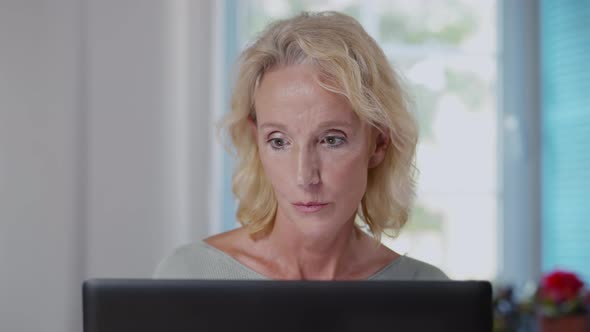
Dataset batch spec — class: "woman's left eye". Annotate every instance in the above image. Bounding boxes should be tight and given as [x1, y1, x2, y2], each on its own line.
[321, 136, 346, 148]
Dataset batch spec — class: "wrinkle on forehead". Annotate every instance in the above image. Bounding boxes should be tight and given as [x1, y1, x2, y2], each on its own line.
[277, 79, 316, 99]
[254, 64, 359, 131]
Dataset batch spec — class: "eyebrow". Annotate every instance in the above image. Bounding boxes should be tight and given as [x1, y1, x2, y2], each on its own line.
[259, 122, 287, 131]
[259, 120, 353, 131]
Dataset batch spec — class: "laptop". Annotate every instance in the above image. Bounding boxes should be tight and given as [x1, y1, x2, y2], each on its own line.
[83, 279, 492, 332]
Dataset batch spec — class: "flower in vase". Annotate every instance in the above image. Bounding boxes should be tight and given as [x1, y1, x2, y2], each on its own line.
[537, 270, 588, 318]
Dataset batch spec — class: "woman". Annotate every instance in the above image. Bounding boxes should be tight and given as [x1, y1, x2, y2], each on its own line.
[155, 11, 447, 280]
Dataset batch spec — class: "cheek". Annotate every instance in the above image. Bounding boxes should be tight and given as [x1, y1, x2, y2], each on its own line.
[257, 148, 294, 197]
[322, 150, 369, 200]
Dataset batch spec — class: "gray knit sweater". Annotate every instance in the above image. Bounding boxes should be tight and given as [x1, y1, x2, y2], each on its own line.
[154, 242, 448, 280]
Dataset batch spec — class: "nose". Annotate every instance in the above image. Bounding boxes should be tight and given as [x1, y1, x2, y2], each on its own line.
[296, 146, 320, 188]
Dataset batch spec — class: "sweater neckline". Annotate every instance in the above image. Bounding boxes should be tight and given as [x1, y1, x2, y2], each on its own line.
[200, 241, 407, 280]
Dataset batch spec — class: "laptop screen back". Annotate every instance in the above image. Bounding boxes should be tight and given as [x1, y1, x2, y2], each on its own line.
[83, 279, 492, 332]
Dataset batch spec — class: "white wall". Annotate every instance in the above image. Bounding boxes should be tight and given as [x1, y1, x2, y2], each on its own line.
[0, 1, 216, 331]
[85, 0, 214, 278]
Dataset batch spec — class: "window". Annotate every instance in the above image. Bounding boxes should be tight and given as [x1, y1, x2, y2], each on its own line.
[219, 0, 499, 280]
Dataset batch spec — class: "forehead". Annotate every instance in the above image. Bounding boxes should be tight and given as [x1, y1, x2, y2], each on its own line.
[253, 64, 359, 127]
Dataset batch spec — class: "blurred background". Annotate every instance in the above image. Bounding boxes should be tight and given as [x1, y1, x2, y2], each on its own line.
[1, 0, 588, 331]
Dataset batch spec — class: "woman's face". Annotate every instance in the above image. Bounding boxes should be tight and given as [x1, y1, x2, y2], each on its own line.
[252, 64, 387, 238]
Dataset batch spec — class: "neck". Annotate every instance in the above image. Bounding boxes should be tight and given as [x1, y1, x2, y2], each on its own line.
[261, 209, 366, 280]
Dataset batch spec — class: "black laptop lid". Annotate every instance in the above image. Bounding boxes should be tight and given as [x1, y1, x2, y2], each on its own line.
[83, 279, 492, 332]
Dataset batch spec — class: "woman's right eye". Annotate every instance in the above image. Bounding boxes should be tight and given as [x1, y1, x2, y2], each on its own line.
[268, 138, 287, 150]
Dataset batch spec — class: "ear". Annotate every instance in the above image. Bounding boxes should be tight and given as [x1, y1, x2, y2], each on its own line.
[368, 129, 389, 169]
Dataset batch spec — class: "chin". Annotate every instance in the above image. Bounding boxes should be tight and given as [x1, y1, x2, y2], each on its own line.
[289, 212, 350, 238]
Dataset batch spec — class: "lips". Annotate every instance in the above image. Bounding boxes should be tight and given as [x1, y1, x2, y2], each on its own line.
[292, 202, 329, 213]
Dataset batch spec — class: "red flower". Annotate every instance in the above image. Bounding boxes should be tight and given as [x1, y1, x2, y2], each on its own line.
[540, 270, 585, 303]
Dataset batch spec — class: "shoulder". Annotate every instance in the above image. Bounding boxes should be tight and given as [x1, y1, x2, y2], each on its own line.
[153, 241, 264, 279]
[153, 242, 215, 278]
[371, 255, 449, 281]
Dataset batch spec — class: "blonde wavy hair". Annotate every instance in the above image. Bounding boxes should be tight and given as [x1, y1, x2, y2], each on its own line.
[220, 11, 418, 241]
